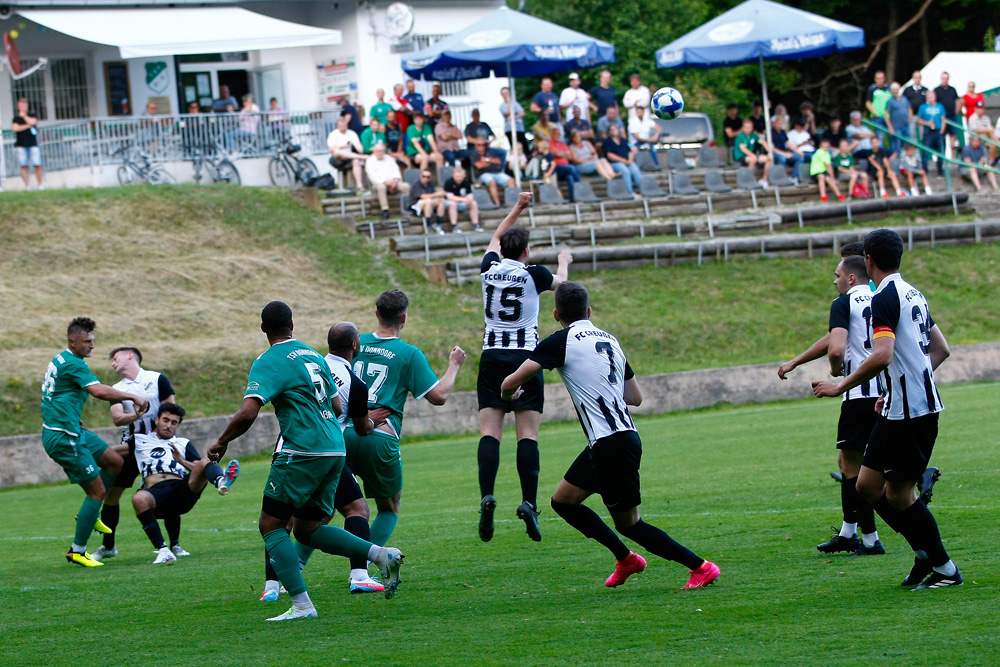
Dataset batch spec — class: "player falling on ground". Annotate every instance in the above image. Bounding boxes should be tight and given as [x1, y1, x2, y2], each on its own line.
[41, 317, 150, 567]
[501, 283, 720, 589]
[130, 402, 239, 564]
[813, 229, 961, 590]
[346, 289, 466, 549]
[260, 322, 385, 601]
[778, 254, 886, 556]
[209, 302, 404, 621]
[94, 346, 177, 562]
[476, 191, 572, 542]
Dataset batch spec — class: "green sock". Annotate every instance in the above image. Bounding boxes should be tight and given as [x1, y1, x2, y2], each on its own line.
[75, 497, 102, 548]
[263, 529, 307, 596]
[370, 511, 398, 546]
[294, 541, 316, 568]
[304, 525, 372, 561]
[100, 469, 117, 491]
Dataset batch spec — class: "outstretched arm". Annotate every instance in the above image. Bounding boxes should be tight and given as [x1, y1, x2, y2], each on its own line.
[550, 250, 573, 290]
[207, 397, 263, 461]
[425, 347, 467, 406]
[485, 192, 533, 255]
[777, 333, 830, 379]
[88, 384, 149, 416]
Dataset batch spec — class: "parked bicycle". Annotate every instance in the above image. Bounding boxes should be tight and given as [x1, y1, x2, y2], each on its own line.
[113, 145, 176, 186]
[190, 141, 241, 186]
[268, 138, 320, 186]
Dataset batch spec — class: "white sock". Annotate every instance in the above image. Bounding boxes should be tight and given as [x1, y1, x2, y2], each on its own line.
[72, 543, 87, 553]
[925, 186, 932, 194]
[291, 591, 312, 608]
[914, 549, 929, 560]
[368, 544, 384, 563]
[862, 531, 879, 547]
[264, 580, 280, 593]
[933, 560, 957, 576]
[880, 189, 887, 196]
[839, 522, 858, 538]
[350, 568, 369, 581]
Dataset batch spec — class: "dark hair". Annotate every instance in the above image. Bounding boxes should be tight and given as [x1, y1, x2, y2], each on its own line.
[792, 116, 805, 127]
[555, 282, 590, 323]
[375, 289, 409, 326]
[840, 241, 865, 257]
[863, 229, 904, 272]
[108, 346, 143, 363]
[261, 301, 293, 336]
[840, 255, 869, 282]
[829, 114, 841, 122]
[158, 401, 186, 422]
[327, 321, 359, 355]
[499, 227, 530, 260]
[67, 317, 95, 337]
[727, 103, 738, 110]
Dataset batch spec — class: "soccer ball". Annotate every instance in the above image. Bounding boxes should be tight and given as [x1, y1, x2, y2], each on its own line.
[651, 87, 684, 120]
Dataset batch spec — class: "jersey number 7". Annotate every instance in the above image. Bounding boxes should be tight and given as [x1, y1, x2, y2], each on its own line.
[595, 342, 618, 384]
[353, 361, 389, 402]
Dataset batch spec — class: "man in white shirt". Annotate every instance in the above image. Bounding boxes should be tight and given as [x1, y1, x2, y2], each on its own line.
[327, 114, 368, 191]
[786, 117, 816, 162]
[622, 73, 651, 123]
[364, 142, 411, 220]
[628, 105, 662, 166]
[559, 73, 590, 122]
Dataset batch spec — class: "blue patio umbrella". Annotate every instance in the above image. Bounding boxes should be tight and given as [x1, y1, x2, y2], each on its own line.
[403, 6, 615, 185]
[655, 0, 864, 158]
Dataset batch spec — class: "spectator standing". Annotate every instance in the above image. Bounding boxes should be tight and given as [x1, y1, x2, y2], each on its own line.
[266, 97, 287, 134]
[967, 102, 996, 163]
[749, 100, 766, 134]
[589, 70, 617, 120]
[211, 84, 238, 113]
[360, 117, 387, 154]
[500, 86, 529, 157]
[434, 110, 463, 166]
[865, 70, 890, 144]
[530, 77, 561, 124]
[406, 112, 444, 173]
[622, 73, 651, 123]
[884, 83, 913, 156]
[902, 70, 928, 139]
[564, 105, 595, 142]
[237, 94, 260, 144]
[601, 124, 643, 199]
[934, 72, 960, 153]
[733, 117, 771, 186]
[770, 103, 790, 129]
[822, 115, 847, 153]
[568, 130, 617, 180]
[959, 135, 999, 192]
[409, 169, 447, 234]
[403, 80, 425, 128]
[327, 114, 368, 190]
[960, 81, 984, 121]
[443, 167, 482, 232]
[559, 73, 590, 122]
[12, 97, 43, 189]
[383, 110, 410, 168]
[628, 105, 662, 166]
[917, 90, 947, 176]
[390, 83, 412, 134]
[786, 117, 815, 163]
[596, 104, 626, 142]
[769, 116, 801, 173]
[365, 143, 411, 220]
[472, 141, 511, 206]
[426, 84, 448, 127]
[340, 99, 365, 137]
[722, 103, 743, 150]
[370, 88, 393, 125]
[548, 126, 581, 202]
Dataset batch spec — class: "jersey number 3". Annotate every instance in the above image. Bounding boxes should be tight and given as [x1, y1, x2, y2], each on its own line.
[485, 285, 523, 321]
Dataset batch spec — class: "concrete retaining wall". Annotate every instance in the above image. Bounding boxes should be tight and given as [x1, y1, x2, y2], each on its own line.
[4, 342, 999, 488]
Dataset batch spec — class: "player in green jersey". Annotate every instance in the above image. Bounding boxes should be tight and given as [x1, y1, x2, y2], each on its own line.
[348, 289, 466, 546]
[208, 302, 404, 621]
[41, 317, 151, 567]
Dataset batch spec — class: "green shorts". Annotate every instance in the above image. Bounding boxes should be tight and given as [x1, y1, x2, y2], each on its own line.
[263, 452, 345, 517]
[344, 429, 402, 499]
[42, 428, 109, 485]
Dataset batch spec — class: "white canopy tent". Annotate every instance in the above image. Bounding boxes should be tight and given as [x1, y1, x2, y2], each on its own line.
[16, 7, 341, 58]
[904, 52, 1000, 100]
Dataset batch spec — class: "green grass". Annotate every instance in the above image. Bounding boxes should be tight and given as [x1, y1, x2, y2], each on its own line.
[2, 187, 999, 436]
[2, 383, 998, 665]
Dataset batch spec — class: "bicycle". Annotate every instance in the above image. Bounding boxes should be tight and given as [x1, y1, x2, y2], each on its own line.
[113, 145, 176, 186]
[190, 141, 241, 186]
[268, 138, 320, 186]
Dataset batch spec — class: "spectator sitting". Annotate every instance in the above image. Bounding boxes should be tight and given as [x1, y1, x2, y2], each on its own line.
[799, 101, 817, 135]
[266, 97, 287, 132]
[568, 129, 616, 180]
[899, 142, 931, 195]
[532, 111, 558, 143]
[870, 141, 905, 198]
[360, 117, 386, 154]
[884, 82, 913, 156]
[531, 77, 561, 124]
[732, 118, 771, 186]
[547, 126, 581, 203]
[211, 84, 238, 113]
[406, 112, 444, 172]
[500, 86, 529, 157]
[628, 105, 662, 166]
[809, 136, 844, 203]
[525, 139, 548, 181]
[559, 72, 590, 123]
[340, 99, 365, 136]
[832, 138, 869, 198]
[622, 72, 651, 123]
[596, 104, 626, 142]
[960, 135, 999, 193]
[402, 80, 424, 127]
[370, 88, 393, 125]
[444, 166, 483, 232]
[769, 116, 801, 174]
[786, 117, 815, 162]
[589, 69, 617, 120]
[749, 100, 766, 134]
[464, 108, 495, 146]
[327, 114, 368, 190]
[722, 103, 743, 151]
[472, 140, 511, 206]
[365, 142, 411, 220]
[601, 123, 643, 200]
[967, 102, 996, 163]
[770, 103, 789, 130]
[822, 115, 847, 154]
[425, 84, 448, 127]
[409, 168, 447, 234]
[916, 91, 946, 176]
[564, 105, 595, 142]
[187, 101, 201, 115]
[383, 110, 410, 168]
[434, 110, 463, 166]
[233, 94, 261, 150]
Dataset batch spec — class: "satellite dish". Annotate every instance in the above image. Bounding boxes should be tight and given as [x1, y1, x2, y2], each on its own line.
[385, 2, 414, 41]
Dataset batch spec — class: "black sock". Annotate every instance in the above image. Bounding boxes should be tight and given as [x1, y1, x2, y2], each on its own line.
[205, 462, 225, 488]
[516, 439, 539, 507]
[344, 516, 372, 571]
[897, 501, 949, 567]
[551, 499, 630, 561]
[101, 503, 120, 550]
[846, 477, 877, 534]
[165, 515, 181, 547]
[265, 547, 279, 581]
[478, 436, 501, 498]
[872, 495, 905, 533]
[137, 510, 166, 549]
[841, 476, 858, 525]
[618, 519, 704, 570]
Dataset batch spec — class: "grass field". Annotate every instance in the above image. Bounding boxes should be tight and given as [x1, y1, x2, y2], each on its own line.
[2, 383, 998, 666]
[3, 187, 999, 435]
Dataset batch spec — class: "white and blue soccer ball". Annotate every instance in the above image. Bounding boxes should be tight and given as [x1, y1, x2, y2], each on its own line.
[651, 87, 685, 120]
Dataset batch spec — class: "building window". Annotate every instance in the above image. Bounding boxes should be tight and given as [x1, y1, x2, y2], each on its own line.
[412, 34, 469, 98]
[12, 59, 47, 121]
[52, 59, 90, 120]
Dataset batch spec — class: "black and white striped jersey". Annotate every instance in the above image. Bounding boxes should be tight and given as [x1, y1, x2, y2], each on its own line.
[112, 368, 174, 444]
[871, 273, 944, 420]
[135, 432, 191, 479]
[325, 353, 373, 433]
[828, 284, 881, 401]
[480, 251, 553, 351]
[530, 320, 636, 446]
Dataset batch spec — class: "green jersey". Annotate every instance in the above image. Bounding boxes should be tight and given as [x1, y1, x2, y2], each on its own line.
[351, 333, 440, 439]
[810, 147, 832, 176]
[245, 339, 343, 456]
[405, 124, 434, 156]
[41, 349, 100, 436]
[733, 131, 758, 161]
[832, 153, 854, 171]
[370, 102, 393, 125]
[360, 127, 387, 153]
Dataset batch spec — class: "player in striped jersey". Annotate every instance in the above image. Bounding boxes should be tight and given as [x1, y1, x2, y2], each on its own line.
[813, 229, 961, 590]
[778, 254, 885, 556]
[501, 283, 720, 589]
[476, 191, 572, 542]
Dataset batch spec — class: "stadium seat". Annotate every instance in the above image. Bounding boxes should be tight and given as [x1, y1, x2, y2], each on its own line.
[672, 172, 701, 195]
[403, 168, 421, 189]
[438, 165, 454, 185]
[736, 167, 762, 191]
[635, 150, 661, 172]
[704, 170, 733, 193]
[538, 184, 564, 205]
[698, 146, 726, 168]
[504, 185, 523, 207]
[639, 174, 668, 198]
[769, 164, 796, 187]
[797, 162, 812, 185]
[573, 181, 603, 203]
[473, 188, 500, 210]
[606, 178, 634, 200]
[667, 148, 691, 171]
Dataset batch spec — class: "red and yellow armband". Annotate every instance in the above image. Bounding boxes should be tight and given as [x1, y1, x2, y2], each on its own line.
[872, 326, 895, 340]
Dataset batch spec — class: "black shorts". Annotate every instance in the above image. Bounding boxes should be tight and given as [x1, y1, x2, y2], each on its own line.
[113, 437, 140, 489]
[333, 463, 364, 510]
[477, 348, 544, 413]
[837, 398, 879, 452]
[563, 431, 642, 512]
[149, 478, 201, 519]
[863, 413, 939, 482]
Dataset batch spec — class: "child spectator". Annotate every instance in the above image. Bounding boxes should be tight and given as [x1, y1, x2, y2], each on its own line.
[810, 137, 843, 202]
[899, 143, 932, 195]
[832, 139, 869, 198]
[732, 118, 771, 186]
